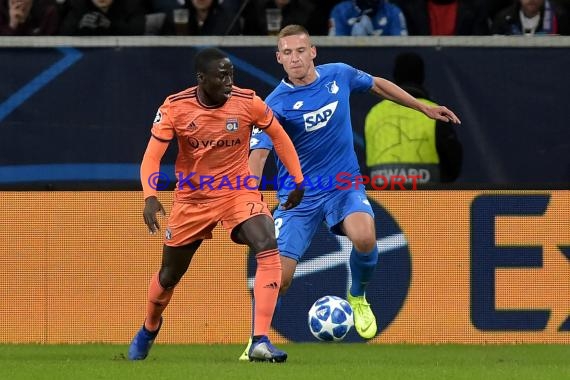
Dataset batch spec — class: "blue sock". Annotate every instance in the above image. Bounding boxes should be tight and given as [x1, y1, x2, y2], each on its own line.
[349, 245, 379, 297]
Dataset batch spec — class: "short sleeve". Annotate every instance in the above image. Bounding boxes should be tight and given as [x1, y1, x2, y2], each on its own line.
[150, 100, 175, 142]
[250, 126, 274, 151]
[343, 63, 374, 93]
[250, 95, 274, 129]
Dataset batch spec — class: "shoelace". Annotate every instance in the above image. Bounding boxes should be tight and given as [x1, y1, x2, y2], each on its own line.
[353, 302, 374, 327]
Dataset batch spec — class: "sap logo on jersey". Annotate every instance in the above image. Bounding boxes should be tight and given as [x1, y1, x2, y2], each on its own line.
[303, 101, 338, 132]
[246, 198, 412, 342]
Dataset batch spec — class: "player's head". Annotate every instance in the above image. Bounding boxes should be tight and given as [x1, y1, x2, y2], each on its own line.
[194, 47, 234, 106]
[393, 52, 424, 87]
[276, 24, 317, 82]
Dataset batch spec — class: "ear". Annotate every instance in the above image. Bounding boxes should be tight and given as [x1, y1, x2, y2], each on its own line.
[275, 51, 282, 64]
[197, 72, 204, 83]
[310, 45, 317, 60]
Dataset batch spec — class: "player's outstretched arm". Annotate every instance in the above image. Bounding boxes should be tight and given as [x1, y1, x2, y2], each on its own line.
[140, 137, 169, 234]
[249, 148, 270, 185]
[250, 96, 305, 209]
[423, 104, 461, 125]
[263, 122, 303, 183]
[370, 76, 461, 124]
[263, 121, 305, 209]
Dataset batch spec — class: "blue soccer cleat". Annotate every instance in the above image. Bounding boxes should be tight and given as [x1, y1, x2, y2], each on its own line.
[128, 318, 162, 360]
[248, 335, 287, 363]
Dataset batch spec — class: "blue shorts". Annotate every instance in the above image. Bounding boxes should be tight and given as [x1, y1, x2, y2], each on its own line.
[274, 187, 374, 262]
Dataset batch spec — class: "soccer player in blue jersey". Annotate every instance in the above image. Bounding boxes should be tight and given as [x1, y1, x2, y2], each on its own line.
[240, 24, 461, 360]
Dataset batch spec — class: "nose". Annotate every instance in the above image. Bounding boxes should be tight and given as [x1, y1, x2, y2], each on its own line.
[223, 75, 233, 86]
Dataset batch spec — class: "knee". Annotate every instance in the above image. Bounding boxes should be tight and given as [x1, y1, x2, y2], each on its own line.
[158, 269, 181, 289]
[251, 235, 278, 255]
[352, 235, 376, 253]
[344, 214, 376, 253]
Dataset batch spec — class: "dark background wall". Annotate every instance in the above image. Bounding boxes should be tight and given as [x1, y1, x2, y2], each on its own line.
[1, 44, 569, 189]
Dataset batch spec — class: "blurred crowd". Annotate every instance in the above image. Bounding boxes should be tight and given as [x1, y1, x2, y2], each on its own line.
[1, 0, 569, 36]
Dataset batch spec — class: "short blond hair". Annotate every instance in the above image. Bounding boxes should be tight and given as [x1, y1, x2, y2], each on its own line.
[277, 24, 310, 39]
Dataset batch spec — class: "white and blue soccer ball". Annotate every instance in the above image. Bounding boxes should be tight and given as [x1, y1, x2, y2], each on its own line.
[308, 295, 354, 342]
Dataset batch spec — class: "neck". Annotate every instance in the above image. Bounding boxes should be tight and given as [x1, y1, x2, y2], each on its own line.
[197, 87, 223, 107]
[288, 67, 318, 87]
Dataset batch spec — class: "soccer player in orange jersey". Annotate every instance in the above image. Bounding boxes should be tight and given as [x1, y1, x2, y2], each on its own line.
[128, 47, 305, 363]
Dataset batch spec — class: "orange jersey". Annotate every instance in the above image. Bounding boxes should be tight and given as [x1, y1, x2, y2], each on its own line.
[150, 86, 274, 201]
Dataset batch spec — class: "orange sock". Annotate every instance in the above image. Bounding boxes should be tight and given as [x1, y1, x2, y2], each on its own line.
[253, 249, 281, 337]
[144, 272, 174, 331]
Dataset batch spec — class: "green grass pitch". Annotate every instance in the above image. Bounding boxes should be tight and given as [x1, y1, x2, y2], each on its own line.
[0, 344, 567, 380]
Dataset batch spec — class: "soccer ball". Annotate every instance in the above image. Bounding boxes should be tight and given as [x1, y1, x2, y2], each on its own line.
[308, 295, 354, 342]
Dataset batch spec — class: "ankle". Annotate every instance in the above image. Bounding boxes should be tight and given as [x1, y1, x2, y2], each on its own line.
[143, 318, 162, 334]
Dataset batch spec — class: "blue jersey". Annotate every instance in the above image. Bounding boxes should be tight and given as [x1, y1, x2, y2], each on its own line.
[250, 63, 374, 198]
[328, 0, 408, 36]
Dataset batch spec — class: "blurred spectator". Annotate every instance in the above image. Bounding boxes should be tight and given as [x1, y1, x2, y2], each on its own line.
[0, 0, 60, 35]
[142, 0, 180, 35]
[392, 0, 490, 35]
[142, 0, 240, 35]
[218, 0, 237, 12]
[60, 0, 146, 35]
[180, 0, 240, 35]
[491, 0, 570, 35]
[329, 0, 408, 36]
[364, 52, 463, 186]
[303, 0, 342, 35]
[487, 0, 515, 20]
[241, 0, 315, 35]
